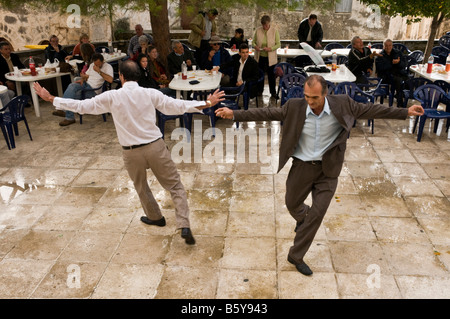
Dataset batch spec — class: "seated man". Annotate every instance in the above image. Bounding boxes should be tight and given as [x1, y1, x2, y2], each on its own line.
[201, 35, 232, 85]
[127, 24, 154, 61]
[347, 36, 382, 84]
[167, 40, 196, 76]
[54, 53, 113, 126]
[45, 35, 68, 63]
[0, 41, 25, 100]
[297, 14, 323, 49]
[376, 38, 409, 107]
[219, 43, 259, 98]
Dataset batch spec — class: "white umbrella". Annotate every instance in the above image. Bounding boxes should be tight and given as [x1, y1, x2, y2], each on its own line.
[300, 42, 325, 66]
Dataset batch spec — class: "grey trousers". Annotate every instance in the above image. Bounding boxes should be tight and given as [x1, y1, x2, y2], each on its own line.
[122, 138, 190, 229]
[285, 158, 338, 264]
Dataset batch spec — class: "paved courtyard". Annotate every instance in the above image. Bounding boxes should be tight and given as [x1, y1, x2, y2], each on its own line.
[0, 89, 449, 299]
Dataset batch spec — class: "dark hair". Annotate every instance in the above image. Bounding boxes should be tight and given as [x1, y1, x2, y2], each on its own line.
[261, 15, 271, 25]
[0, 41, 10, 49]
[80, 43, 95, 63]
[309, 14, 318, 20]
[239, 43, 249, 52]
[136, 53, 148, 67]
[119, 60, 141, 82]
[305, 75, 327, 95]
[235, 28, 244, 35]
[92, 53, 104, 63]
[208, 8, 218, 16]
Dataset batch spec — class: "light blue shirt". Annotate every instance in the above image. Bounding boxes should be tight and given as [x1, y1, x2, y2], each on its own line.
[293, 98, 343, 161]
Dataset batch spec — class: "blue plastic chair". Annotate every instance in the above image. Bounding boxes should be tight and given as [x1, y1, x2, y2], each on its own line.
[326, 81, 336, 95]
[439, 35, 450, 50]
[157, 111, 193, 141]
[79, 81, 110, 124]
[0, 95, 32, 149]
[370, 43, 383, 49]
[274, 62, 300, 102]
[280, 73, 307, 106]
[401, 77, 432, 108]
[393, 43, 411, 55]
[216, 83, 246, 129]
[431, 46, 449, 64]
[286, 86, 304, 100]
[409, 50, 424, 63]
[412, 84, 450, 141]
[324, 43, 344, 51]
[335, 82, 375, 133]
[243, 68, 264, 110]
[336, 55, 348, 65]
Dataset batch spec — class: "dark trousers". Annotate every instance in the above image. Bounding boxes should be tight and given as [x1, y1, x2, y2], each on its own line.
[195, 39, 211, 69]
[285, 158, 338, 264]
[258, 56, 276, 96]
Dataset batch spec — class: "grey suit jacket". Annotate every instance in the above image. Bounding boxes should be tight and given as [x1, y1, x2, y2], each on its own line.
[233, 94, 409, 178]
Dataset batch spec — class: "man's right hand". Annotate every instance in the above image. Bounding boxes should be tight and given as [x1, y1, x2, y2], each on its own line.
[215, 107, 234, 119]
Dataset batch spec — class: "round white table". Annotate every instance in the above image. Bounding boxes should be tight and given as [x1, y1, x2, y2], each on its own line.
[0, 85, 7, 108]
[169, 70, 222, 99]
[5, 69, 72, 117]
[305, 65, 356, 83]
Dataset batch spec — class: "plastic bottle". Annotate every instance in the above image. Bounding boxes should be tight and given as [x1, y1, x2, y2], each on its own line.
[331, 52, 337, 71]
[181, 61, 187, 80]
[368, 42, 372, 49]
[426, 55, 433, 73]
[446, 54, 450, 72]
[29, 56, 37, 76]
[248, 38, 252, 52]
[108, 39, 113, 53]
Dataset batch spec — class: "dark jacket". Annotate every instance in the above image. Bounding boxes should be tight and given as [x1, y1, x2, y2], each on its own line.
[347, 47, 374, 77]
[138, 66, 160, 89]
[201, 46, 232, 75]
[220, 54, 260, 97]
[297, 18, 323, 47]
[45, 44, 68, 63]
[375, 48, 408, 79]
[167, 50, 196, 76]
[229, 37, 248, 49]
[233, 95, 408, 177]
[0, 53, 24, 84]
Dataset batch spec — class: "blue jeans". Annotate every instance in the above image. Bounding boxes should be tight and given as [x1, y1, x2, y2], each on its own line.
[63, 82, 95, 120]
[0, 90, 14, 107]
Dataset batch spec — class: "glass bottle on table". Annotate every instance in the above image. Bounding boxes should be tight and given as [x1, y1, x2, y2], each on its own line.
[181, 61, 187, 80]
[446, 54, 450, 72]
[426, 55, 433, 73]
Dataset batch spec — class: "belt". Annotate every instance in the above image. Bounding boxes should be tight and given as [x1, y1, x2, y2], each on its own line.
[122, 138, 160, 150]
[293, 158, 322, 165]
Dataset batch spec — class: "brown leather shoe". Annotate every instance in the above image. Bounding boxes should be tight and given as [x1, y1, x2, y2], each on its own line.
[59, 119, 76, 126]
[52, 110, 66, 117]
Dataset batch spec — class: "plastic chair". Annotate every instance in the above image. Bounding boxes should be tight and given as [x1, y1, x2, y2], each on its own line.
[286, 86, 304, 100]
[274, 62, 300, 102]
[401, 77, 432, 108]
[324, 43, 344, 51]
[409, 50, 424, 63]
[293, 55, 314, 68]
[0, 95, 32, 149]
[335, 82, 375, 133]
[439, 35, 450, 50]
[95, 46, 109, 53]
[393, 43, 411, 55]
[432, 80, 450, 132]
[216, 83, 246, 129]
[280, 73, 307, 106]
[412, 84, 450, 142]
[370, 43, 383, 49]
[431, 46, 449, 64]
[243, 68, 264, 110]
[346, 44, 352, 49]
[79, 81, 110, 124]
[157, 111, 193, 141]
[357, 77, 389, 105]
[336, 55, 348, 65]
[326, 81, 336, 95]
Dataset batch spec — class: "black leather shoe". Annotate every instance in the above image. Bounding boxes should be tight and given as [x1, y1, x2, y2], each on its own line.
[287, 255, 313, 276]
[181, 228, 196, 245]
[140, 216, 166, 227]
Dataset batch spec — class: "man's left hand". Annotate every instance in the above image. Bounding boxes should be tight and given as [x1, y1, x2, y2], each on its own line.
[33, 82, 54, 103]
[408, 105, 424, 116]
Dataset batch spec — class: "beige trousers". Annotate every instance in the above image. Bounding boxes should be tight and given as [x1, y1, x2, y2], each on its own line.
[122, 138, 190, 229]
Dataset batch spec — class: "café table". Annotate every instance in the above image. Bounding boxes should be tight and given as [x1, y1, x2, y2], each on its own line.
[276, 48, 332, 62]
[328, 48, 383, 57]
[305, 64, 356, 83]
[5, 69, 72, 117]
[169, 69, 222, 99]
[409, 64, 450, 83]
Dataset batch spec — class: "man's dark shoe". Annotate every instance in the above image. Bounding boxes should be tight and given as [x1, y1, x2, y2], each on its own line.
[59, 119, 76, 126]
[181, 228, 196, 245]
[287, 255, 313, 276]
[140, 216, 166, 227]
[52, 110, 66, 117]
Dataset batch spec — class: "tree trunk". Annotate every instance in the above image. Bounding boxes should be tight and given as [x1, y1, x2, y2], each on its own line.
[148, 0, 171, 70]
[180, 0, 199, 29]
[424, 12, 444, 61]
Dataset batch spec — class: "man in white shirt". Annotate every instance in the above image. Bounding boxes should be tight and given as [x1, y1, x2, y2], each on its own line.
[33, 60, 225, 245]
[55, 53, 114, 126]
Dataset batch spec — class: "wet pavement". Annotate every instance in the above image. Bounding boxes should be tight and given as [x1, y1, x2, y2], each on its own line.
[0, 88, 449, 299]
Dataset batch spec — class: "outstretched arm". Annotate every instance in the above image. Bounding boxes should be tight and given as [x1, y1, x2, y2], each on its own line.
[407, 105, 424, 116]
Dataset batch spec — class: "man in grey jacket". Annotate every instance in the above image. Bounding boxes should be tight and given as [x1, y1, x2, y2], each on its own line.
[216, 75, 424, 275]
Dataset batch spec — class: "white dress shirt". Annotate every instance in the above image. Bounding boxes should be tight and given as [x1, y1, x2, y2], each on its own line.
[53, 81, 205, 146]
[85, 62, 114, 94]
[292, 98, 343, 161]
[237, 57, 247, 84]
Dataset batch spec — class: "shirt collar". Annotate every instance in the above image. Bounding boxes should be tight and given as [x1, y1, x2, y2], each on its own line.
[306, 98, 330, 117]
[123, 81, 139, 88]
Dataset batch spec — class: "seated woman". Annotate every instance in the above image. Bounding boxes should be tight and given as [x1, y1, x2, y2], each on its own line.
[136, 53, 175, 97]
[147, 46, 170, 87]
[52, 44, 114, 126]
[67, 33, 95, 60]
[132, 35, 151, 61]
[229, 28, 247, 49]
